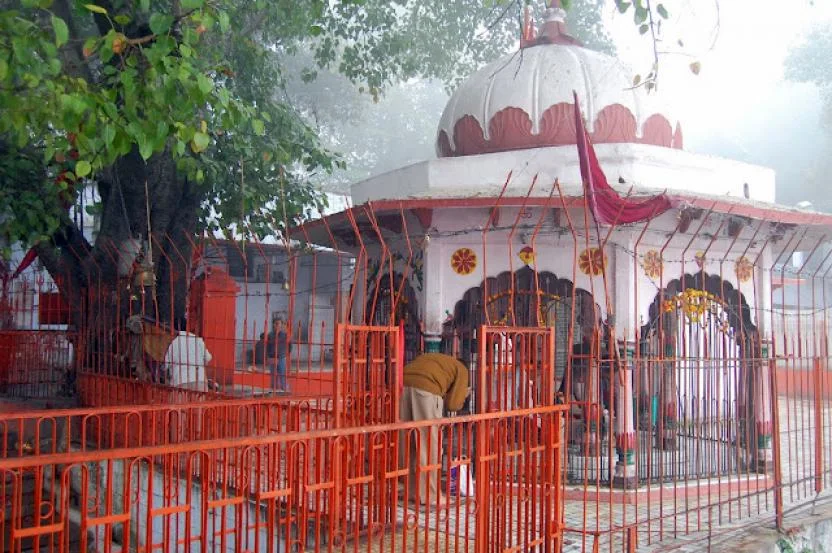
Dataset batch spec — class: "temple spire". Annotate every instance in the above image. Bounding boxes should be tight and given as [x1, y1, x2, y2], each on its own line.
[521, 0, 581, 49]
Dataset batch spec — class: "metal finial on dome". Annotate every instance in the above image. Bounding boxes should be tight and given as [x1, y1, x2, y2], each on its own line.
[521, 0, 581, 49]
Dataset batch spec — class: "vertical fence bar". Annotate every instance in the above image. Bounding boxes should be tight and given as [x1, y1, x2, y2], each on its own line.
[814, 356, 824, 495]
[769, 350, 783, 529]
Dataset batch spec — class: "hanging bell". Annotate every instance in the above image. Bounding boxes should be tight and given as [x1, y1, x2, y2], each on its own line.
[133, 256, 156, 288]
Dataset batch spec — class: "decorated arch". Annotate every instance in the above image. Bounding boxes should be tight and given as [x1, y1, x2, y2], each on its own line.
[366, 272, 421, 363]
[639, 271, 768, 469]
[443, 266, 601, 384]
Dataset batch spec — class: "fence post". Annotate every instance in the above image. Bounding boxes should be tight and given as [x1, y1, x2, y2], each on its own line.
[333, 323, 343, 429]
[475, 325, 489, 553]
[768, 356, 783, 529]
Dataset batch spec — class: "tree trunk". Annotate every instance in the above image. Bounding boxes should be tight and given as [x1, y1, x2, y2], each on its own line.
[36, 148, 199, 385]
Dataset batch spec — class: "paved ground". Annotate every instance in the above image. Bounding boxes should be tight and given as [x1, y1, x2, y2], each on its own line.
[2, 386, 828, 553]
[379, 397, 832, 553]
[559, 396, 832, 552]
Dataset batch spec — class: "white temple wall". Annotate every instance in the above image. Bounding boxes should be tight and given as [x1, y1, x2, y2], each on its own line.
[352, 207, 772, 341]
[631, 240, 766, 332]
[351, 144, 776, 205]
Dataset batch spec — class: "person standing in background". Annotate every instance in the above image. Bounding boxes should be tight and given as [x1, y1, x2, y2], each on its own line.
[268, 317, 291, 393]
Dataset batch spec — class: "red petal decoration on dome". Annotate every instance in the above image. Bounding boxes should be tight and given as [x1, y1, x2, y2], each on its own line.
[592, 104, 637, 144]
[440, 105, 679, 157]
[453, 115, 489, 156]
[640, 114, 673, 148]
[488, 107, 533, 152]
[573, 92, 674, 226]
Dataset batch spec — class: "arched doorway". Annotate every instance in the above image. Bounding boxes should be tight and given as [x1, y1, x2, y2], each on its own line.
[366, 272, 421, 363]
[442, 266, 602, 412]
[641, 271, 763, 476]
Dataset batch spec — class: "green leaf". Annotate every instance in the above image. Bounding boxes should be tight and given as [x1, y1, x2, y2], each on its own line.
[139, 0, 150, 11]
[181, 0, 205, 9]
[51, 15, 69, 47]
[197, 74, 213, 95]
[138, 136, 153, 160]
[0, 59, 8, 81]
[252, 119, 265, 136]
[616, 1, 631, 14]
[114, 14, 131, 26]
[656, 4, 669, 19]
[639, 24, 649, 35]
[149, 13, 175, 35]
[75, 160, 91, 177]
[83, 4, 108, 14]
[218, 11, 230, 32]
[191, 131, 210, 153]
[102, 125, 116, 146]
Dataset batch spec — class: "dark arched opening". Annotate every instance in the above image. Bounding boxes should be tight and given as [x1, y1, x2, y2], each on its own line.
[366, 272, 421, 363]
[639, 271, 763, 476]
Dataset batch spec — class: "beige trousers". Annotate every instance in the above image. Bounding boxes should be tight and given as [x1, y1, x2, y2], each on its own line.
[399, 386, 444, 501]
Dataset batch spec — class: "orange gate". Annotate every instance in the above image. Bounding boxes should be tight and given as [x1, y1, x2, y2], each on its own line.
[476, 325, 563, 553]
[332, 323, 401, 428]
[330, 323, 402, 540]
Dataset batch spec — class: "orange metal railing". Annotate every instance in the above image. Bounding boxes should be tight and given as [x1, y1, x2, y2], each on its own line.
[3, 182, 832, 552]
[0, 405, 567, 553]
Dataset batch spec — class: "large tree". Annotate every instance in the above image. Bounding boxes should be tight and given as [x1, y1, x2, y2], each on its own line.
[0, 0, 619, 376]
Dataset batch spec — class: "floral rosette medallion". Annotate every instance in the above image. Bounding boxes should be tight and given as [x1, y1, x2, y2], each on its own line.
[578, 247, 605, 276]
[735, 256, 753, 283]
[642, 250, 662, 279]
[451, 248, 477, 276]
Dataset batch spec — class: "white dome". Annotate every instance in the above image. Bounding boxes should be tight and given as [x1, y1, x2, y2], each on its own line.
[436, 9, 682, 157]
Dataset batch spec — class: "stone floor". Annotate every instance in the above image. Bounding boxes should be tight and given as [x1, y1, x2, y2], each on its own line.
[561, 396, 832, 552]
[2, 389, 828, 553]
[371, 397, 832, 553]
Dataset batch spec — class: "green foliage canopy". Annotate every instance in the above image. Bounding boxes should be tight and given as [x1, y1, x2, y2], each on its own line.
[0, 0, 616, 256]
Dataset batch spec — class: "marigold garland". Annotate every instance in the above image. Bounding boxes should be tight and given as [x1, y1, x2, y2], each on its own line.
[662, 288, 733, 333]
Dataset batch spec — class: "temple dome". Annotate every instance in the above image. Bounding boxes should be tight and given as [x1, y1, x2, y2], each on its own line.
[436, 6, 683, 158]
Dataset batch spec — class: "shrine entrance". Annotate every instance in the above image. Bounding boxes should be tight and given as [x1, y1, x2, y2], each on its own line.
[366, 272, 421, 363]
[442, 266, 601, 417]
[640, 272, 766, 480]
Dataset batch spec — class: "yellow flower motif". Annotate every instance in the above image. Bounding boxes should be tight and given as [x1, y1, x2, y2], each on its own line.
[579, 247, 606, 276]
[642, 250, 663, 279]
[735, 256, 753, 283]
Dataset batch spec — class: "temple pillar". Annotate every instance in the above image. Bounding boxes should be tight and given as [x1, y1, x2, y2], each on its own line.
[582, 347, 602, 455]
[613, 355, 637, 488]
[753, 247, 774, 472]
[421, 238, 443, 352]
[753, 358, 774, 472]
[611, 241, 640, 477]
[656, 324, 678, 450]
